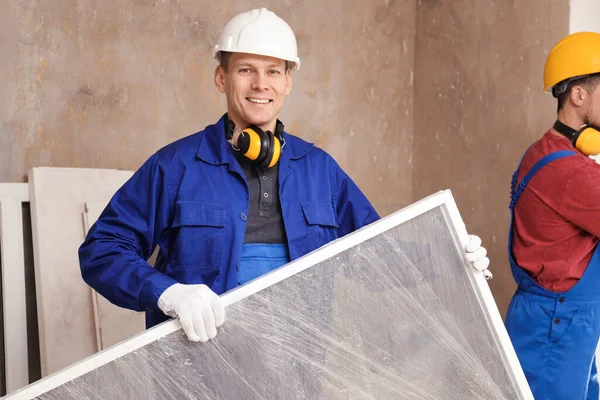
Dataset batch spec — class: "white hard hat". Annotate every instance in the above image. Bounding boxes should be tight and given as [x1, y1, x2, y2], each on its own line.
[213, 8, 301, 71]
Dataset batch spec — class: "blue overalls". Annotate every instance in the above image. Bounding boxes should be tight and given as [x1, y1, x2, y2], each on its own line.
[237, 244, 290, 285]
[506, 150, 600, 400]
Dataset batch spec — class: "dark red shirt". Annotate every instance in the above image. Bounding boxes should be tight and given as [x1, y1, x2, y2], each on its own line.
[512, 131, 600, 292]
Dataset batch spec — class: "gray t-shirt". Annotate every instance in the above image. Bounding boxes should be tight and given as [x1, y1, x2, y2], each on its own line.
[239, 158, 287, 244]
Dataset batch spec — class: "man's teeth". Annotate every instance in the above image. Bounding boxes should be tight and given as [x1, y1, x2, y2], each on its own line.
[248, 98, 270, 104]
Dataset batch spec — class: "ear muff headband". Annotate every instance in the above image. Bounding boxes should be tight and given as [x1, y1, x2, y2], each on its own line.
[553, 120, 600, 156]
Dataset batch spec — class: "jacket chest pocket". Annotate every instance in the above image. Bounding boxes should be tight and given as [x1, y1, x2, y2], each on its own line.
[170, 201, 225, 270]
[301, 201, 339, 252]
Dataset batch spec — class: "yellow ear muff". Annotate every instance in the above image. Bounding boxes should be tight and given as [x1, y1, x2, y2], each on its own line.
[233, 124, 283, 167]
[576, 127, 600, 156]
[241, 128, 262, 161]
[268, 136, 281, 168]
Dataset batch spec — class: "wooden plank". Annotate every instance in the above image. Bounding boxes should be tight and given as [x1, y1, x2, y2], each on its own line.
[0, 183, 30, 393]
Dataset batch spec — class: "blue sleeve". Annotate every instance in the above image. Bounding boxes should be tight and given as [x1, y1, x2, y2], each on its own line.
[79, 154, 178, 312]
[332, 160, 380, 237]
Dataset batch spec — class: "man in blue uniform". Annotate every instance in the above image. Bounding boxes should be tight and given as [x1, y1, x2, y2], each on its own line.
[79, 8, 490, 343]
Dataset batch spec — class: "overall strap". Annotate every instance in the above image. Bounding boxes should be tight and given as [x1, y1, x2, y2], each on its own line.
[509, 150, 576, 210]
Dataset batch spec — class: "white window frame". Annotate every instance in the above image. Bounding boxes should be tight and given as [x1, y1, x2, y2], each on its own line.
[5, 190, 534, 399]
[0, 183, 30, 394]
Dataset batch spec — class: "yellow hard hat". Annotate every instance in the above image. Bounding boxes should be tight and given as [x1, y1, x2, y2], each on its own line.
[543, 31, 600, 92]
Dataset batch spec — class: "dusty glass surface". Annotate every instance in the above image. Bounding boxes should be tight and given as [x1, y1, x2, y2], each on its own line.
[35, 206, 523, 399]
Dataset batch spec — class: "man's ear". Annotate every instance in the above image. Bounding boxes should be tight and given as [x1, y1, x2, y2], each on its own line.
[570, 85, 587, 107]
[214, 66, 226, 93]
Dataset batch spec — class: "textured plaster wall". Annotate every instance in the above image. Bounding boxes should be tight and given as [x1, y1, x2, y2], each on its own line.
[413, 0, 569, 316]
[0, 2, 416, 387]
[0, 0, 416, 216]
[0, 0, 574, 359]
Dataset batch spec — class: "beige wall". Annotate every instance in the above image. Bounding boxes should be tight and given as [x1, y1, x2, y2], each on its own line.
[0, 0, 416, 216]
[0, 1, 416, 389]
[0, 1, 572, 321]
[413, 0, 569, 316]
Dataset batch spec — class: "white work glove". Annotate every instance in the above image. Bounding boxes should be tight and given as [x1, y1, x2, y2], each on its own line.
[157, 283, 225, 342]
[464, 235, 492, 280]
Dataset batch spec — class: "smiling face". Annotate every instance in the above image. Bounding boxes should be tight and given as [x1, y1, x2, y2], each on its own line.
[214, 52, 292, 133]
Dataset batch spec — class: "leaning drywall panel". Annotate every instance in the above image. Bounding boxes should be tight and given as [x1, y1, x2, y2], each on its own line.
[8, 190, 533, 399]
[0, 184, 29, 394]
[28, 168, 133, 377]
[83, 202, 145, 351]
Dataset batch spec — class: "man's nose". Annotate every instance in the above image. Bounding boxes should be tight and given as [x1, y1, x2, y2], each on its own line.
[251, 73, 268, 90]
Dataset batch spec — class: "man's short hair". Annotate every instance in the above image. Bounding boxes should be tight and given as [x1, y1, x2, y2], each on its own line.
[556, 73, 600, 112]
[219, 51, 293, 73]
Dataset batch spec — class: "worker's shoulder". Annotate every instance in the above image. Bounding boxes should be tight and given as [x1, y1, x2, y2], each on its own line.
[532, 150, 599, 183]
[153, 130, 204, 161]
[562, 154, 600, 182]
[284, 132, 337, 163]
[525, 133, 593, 171]
[149, 118, 233, 168]
[527, 142, 600, 194]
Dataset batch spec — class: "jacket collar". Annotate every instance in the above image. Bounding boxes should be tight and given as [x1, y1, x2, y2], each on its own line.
[196, 114, 314, 166]
[196, 115, 231, 165]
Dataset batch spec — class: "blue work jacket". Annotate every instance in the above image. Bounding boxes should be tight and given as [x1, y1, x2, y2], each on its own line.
[79, 115, 380, 328]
